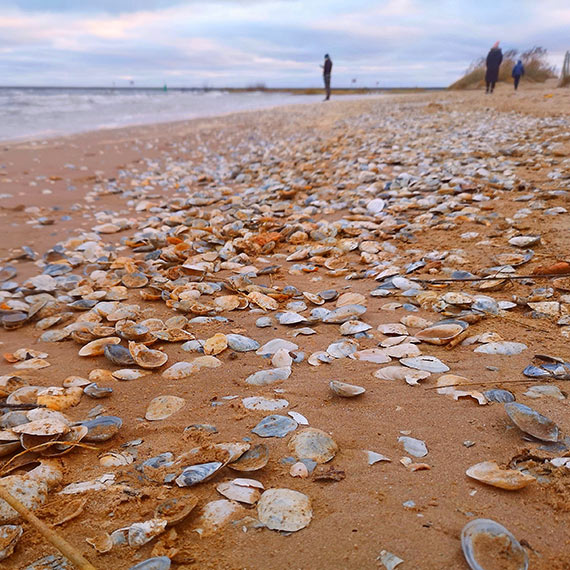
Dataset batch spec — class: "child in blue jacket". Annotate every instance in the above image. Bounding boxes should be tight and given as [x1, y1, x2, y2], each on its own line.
[512, 60, 524, 91]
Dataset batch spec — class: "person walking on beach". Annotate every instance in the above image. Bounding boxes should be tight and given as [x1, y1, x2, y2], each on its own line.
[485, 41, 503, 94]
[512, 59, 525, 91]
[321, 54, 332, 101]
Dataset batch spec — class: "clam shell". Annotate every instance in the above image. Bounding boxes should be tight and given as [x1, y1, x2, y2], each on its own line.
[245, 367, 291, 386]
[226, 334, 260, 352]
[129, 342, 168, 369]
[194, 499, 244, 537]
[104, 343, 136, 366]
[256, 338, 298, 356]
[228, 444, 269, 471]
[83, 383, 113, 399]
[288, 428, 338, 463]
[461, 519, 528, 570]
[384, 342, 421, 358]
[377, 323, 408, 336]
[436, 375, 487, 405]
[242, 397, 289, 411]
[474, 342, 527, 355]
[0, 376, 28, 397]
[216, 479, 262, 504]
[78, 337, 121, 356]
[128, 519, 167, 547]
[36, 387, 83, 411]
[257, 488, 312, 532]
[145, 395, 186, 421]
[504, 402, 559, 442]
[271, 348, 293, 368]
[162, 356, 222, 380]
[398, 436, 428, 457]
[339, 320, 372, 335]
[483, 389, 515, 403]
[175, 462, 224, 487]
[203, 333, 227, 355]
[252, 415, 297, 438]
[351, 348, 391, 364]
[416, 320, 468, 345]
[329, 380, 365, 397]
[323, 304, 366, 323]
[336, 292, 366, 307]
[112, 368, 150, 381]
[0, 476, 48, 523]
[247, 291, 278, 311]
[277, 312, 307, 325]
[0, 524, 23, 562]
[400, 355, 449, 373]
[326, 340, 358, 359]
[508, 235, 540, 248]
[154, 496, 198, 526]
[466, 461, 535, 490]
[80, 416, 122, 442]
[373, 365, 430, 384]
[129, 557, 171, 570]
[12, 419, 69, 437]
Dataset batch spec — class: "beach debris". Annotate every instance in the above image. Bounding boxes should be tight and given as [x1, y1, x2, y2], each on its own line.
[466, 461, 536, 490]
[216, 479, 263, 504]
[329, 380, 365, 397]
[436, 375, 487, 405]
[145, 396, 186, 421]
[377, 550, 404, 570]
[194, 500, 244, 537]
[398, 436, 428, 458]
[257, 489, 312, 532]
[461, 518, 528, 570]
[288, 428, 338, 463]
[252, 415, 297, 438]
[228, 444, 269, 472]
[504, 403, 559, 442]
[0, 524, 23, 562]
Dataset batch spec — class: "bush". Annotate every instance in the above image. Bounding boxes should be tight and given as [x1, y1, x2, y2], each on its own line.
[449, 46, 557, 89]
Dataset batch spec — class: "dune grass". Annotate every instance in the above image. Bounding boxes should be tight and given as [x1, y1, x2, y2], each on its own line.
[450, 46, 557, 90]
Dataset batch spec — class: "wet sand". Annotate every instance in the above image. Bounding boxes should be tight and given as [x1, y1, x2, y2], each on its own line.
[1, 83, 570, 569]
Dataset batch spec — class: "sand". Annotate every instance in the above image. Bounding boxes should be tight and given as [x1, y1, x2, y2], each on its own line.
[1, 82, 569, 569]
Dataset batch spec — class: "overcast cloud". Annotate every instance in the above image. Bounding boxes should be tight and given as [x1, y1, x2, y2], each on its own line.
[0, 0, 568, 87]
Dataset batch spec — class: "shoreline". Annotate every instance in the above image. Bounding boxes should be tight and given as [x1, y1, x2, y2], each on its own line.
[1, 86, 569, 569]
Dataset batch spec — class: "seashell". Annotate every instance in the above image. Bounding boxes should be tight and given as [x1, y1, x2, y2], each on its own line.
[416, 320, 468, 345]
[13, 358, 50, 370]
[373, 365, 431, 385]
[308, 351, 334, 366]
[0, 376, 28, 397]
[80, 416, 122, 442]
[176, 462, 224, 487]
[36, 387, 83, 411]
[318, 289, 339, 301]
[128, 519, 167, 547]
[129, 341, 168, 369]
[523, 385, 565, 400]
[508, 235, 540, 248]
[303, 292, 324, 305]
[203, 333, 227, 355]
[329, 380, 365, 397]
[327, 340, 358, 359]
[245, 367, 291, 386]
[242, 396, 289, 411]
[474, 342, 527, 356]
[339, 320, 372, 335]
[323, 304, 366, 323]
[0, 433, 21, 458]
[277, 312, 307, 325]
[99, 451, 134, 467]
[256, 338, 298, 356]
[400, 315, 433, 328]
[162, 355, 222, 380]
[400, 355, 449, 373]
[217, 479, 263, 504]
[78, 337, 121, 356]
[121, 272, 148, 288]
[86, 532, 113, 554]
[466, 461, 535, 490]
[154, 496, 198, 526]
[12, 418, 69, 437]
[228, 444, 269, 471]
[436, 375, 486, 405]
[0, 475, 49, 523]
[336, 292, 366, 307]
[377, 550, 404, 570]
[129, 557, 171, 570]
[288, 428, 338, 463]
[0, 524, 23, 562]
[252, 414, 297, 438]
[6, 386, 43, 406]
[247, 291, 278, 311]
[226, 334, 260, 352]
[112, 368, 151, 381]
[145, 395, 186, 421]
[83, 383, 113, 399]
[194, 499, 244, 537]
[398, 436, 428, 457]
[271, 348, 293, 368]
[115, 320, 150, 342]
[257, 488, 312, 532]
[377, 324, 408, 338]
[255, 316, 273, 328]
[504, 402, 558, 442]
[366, 450, 391, 465]
[351, 348, 391, 364]
[383, 343, 421, 358]
[104, 343, 136, 366]
[461, 518, 528, 570]
[483, 389, 515, 403]
[62, 376, 91, 388]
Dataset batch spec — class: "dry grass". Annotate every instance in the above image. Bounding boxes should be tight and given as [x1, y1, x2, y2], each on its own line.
[450, 46, 557, 90]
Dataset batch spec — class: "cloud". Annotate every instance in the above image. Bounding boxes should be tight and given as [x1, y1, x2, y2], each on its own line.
[0, 0, 568, 87]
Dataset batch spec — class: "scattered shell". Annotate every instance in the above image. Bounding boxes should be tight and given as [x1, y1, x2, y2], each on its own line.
[508, 235, 540, 248]
[257, 489, 312, 532]
[104, 343, 136, 366]
[175, 462, 224, 487]
[203, 333, 228, 355]
[400, 355, 449, 373]
[129, 342, 168, 369]
[504, 402, 559, 442]
[252, 415, 297, 438]
[78, 337, 121, 357]
[226, 334, 260, 352]
[288, 428, 338, 463]
[339, 320, 372, 335]
[154, 496, 198, 526]
[242, 397, 289, 411]
[80, 416, 122, 442]
[245, 367, 291, 386]
[145, 396, 186, 421]
[329, 380, 365, 397]
[474, 342, 527, 356]
[398, 436, 428, 458]
[351, 348, 391, 364]
[217, 479, 263, 504]
[0, 524, 23, 562]
[256, 339, 298, 356]
[461, 519, 528, 570]
[436, 375, 487, 405]
[416, 320, 468, 345]
[466, 461, 535, 490]
[323, 304, 366, 324]
[194, 499, 244, 537]
[378, 550, 404, 570]
[483, 389, 515, 403]
[373, 365, 430, 385]
[228, 444, 269, 472]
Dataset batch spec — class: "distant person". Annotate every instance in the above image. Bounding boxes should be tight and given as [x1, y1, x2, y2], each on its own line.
[485, 41, 503, 94]
[512, 59, 525, 91]
[321, 54, 332, 101]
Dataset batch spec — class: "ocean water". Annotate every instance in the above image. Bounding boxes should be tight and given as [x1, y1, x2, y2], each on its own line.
[0, 88, 328, 142]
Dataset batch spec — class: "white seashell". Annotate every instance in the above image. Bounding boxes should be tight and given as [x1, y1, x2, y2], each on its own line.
[326, 340, 359, 359]
[466, 461, 535, 490]
[400, 355, 449, 373]
[145, 395, 186, 421]
[373, 365, 431, 384]
[366, 451, 391, 465]
[308, 351, 335, 366]
[288, 428, 337, 463]
[194, 500, 244, 536]
[339, 320, 372, 335]
[271, 348, 293, 368]
[288, 411, 309, 425]
[474, 342, 527, 355]
[436, 375, 487, 405]
[242, 397, 289, 411]
[508, 235, 540, 248]
[351, 348, 391, 364]
[398, 436, 428, 457]
[383, 343, 421, 358]
[377, 323, 408, 336]
[256, 339, 298, 356]
[277, 312, 307, 325]
[245, 367, 292, 386]
[216, 480, 262, 504]
[329, 380, 365, 397]
[257, 489, 312, 532]
[323, 304, 366, 323]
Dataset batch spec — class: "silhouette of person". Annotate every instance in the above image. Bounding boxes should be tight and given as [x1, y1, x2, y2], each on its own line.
[321, 54, 332, 101]
[485, 41, 503, 93]
[512, 59, 525, 91]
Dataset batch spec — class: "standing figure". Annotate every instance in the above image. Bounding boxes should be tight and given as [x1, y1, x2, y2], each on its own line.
[512, 59, 525, 91]
[322, 54, 332, 101]
[485, 41, 503, 93]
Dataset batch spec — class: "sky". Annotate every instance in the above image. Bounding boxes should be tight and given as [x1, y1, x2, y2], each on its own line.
[0, 0, 568, 88]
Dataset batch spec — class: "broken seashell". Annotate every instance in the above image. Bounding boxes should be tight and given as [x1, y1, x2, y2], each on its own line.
[329, 380, 365, 397]
[504, 402, 559, 442]
[466, 461, 535, 490]
[145, 396, 186, 421]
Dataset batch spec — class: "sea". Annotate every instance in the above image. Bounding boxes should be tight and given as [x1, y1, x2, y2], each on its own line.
[0, 87, 330, 142]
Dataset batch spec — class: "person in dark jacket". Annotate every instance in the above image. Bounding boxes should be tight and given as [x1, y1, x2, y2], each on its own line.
[512, 59, 525, 90]
[485, 41, 503, 93]
[321, 54, 332, 101]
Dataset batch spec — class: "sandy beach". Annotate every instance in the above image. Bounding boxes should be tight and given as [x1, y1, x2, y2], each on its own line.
[1, 83, 570, 569]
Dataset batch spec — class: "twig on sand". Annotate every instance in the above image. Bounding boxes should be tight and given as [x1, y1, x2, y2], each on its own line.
[0, 484, 97, 570]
